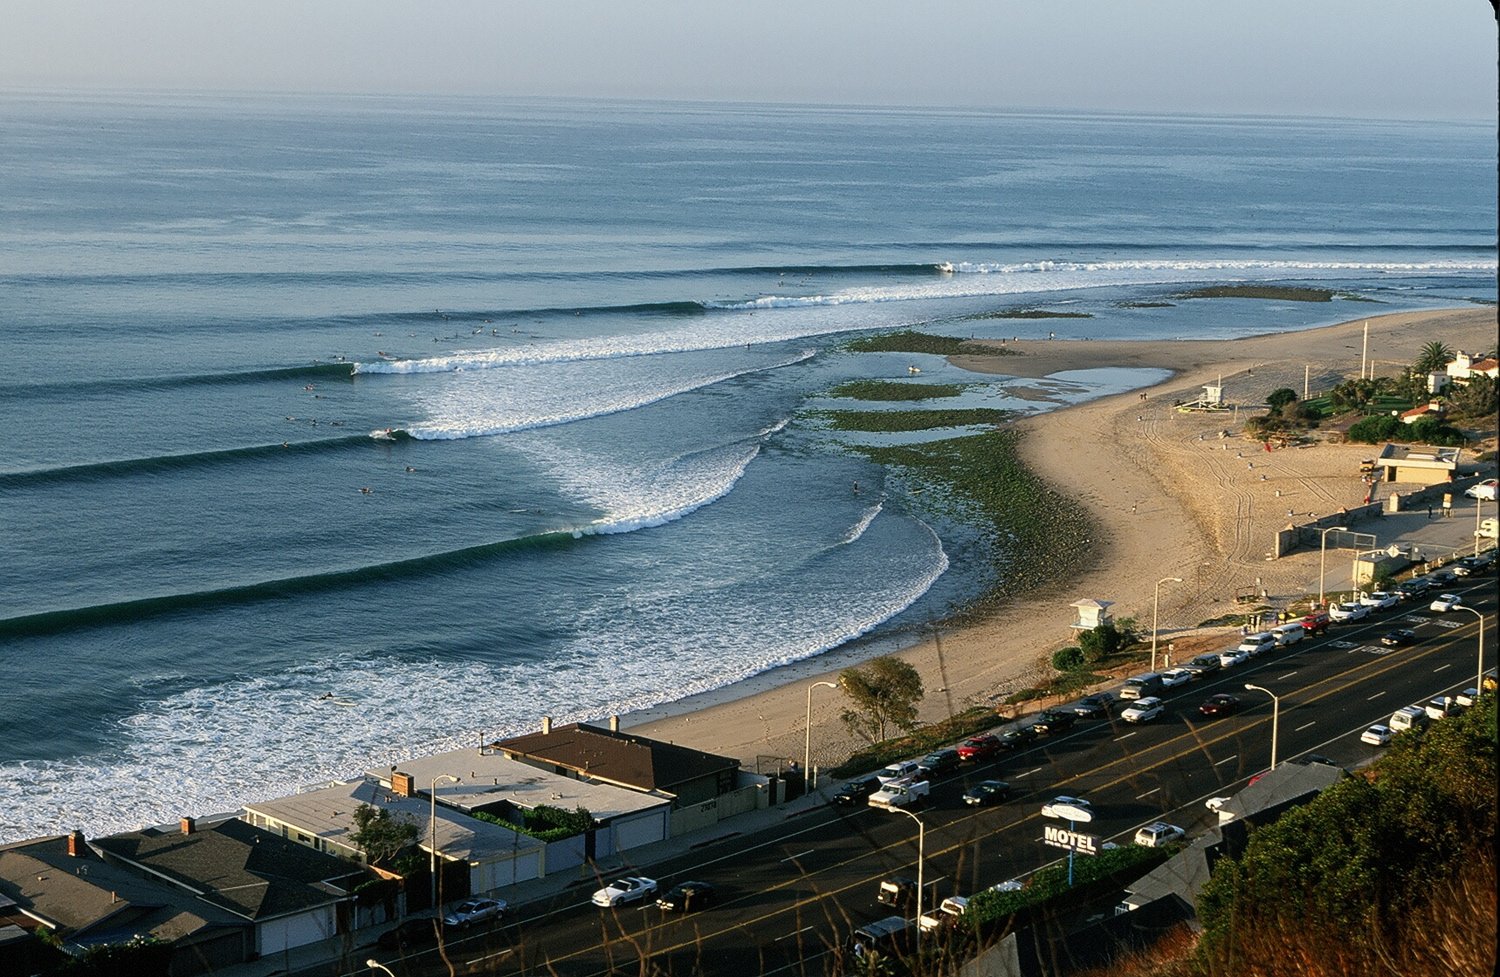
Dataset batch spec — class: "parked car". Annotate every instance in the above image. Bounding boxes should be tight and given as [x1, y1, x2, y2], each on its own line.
[1455, 687, 1481, 708]
[1033, 709, 1078, 735]
[1429, 569, 1458, 586]
[1041, 796, 1092, 819]
[1464, 478, 1499, 501]
[916, 748, 961, 777]
[376, 917, 443, 951]
[1396, 578, 1432, 599]
[1183, 653, 1222, 677]
[1425, 696, 1461, 720]
[917, 895, 970, 933]
[1452, 556, 1483, 577]
[1120, 697, 1165, 723]
[848, 916, 915, 960]
[876, 877, 918, 909]
[957, 735, 1000, 761]
[1300, 609, 1332, 634]
[1429, 593, 1465, 612]
[833, 777, 882, 806]
[656, 881, 716, 912]
[1236, 632, 1276, 656]
[1160, 668, 1194, 688]
[592, 876, 658, 907]
[1389, 705, 1429, 733]
[1328, 601, 1369, 622]
[1069, 693, 1116, 718]
[876, 760, 921, 784]
[1360, 724, 1394, 746]
[869, 777, 930, 810]
[1198, 693, 1240, 717]
[1358, 591, 1399, 610]
[1218, 648, 1250, 668]
[1134, 822, 1185, 847]
[963, 780, 1012, 806]
[443, 898, 507, 929]
[1119, 673, 1165, 700]
[995, 727, 1038, 750]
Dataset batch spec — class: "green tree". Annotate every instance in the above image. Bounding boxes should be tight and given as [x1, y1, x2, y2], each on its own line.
[1077, 622, 1123, 663]
[1448, 374, 1497, 419]
[1051, 646, 1086, 672]
[1413, 340, 1455, 375]
[838, 656, 925, 744]
[349, 803, 420, 867]
[1345, 414, 1401, 444]
[1265, 387, 1298, 411]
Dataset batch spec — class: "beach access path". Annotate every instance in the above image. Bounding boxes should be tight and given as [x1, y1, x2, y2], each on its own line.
[624, 306, 1497, 775]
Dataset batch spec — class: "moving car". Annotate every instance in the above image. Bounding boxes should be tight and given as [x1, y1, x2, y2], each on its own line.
[832, 777, 882, 806]
[443, 898, 507, 929]
[963, 779, 1012, 806]
[1425, 696, 1460, 720]
[1429, 593, 1465, 612]
[869, 777, 930, 810]
[1452, 556, 1483, 577]
[1300, 610, 1332, 634]
[1069, 693, 1116, 718]
[1328, 601, 1369, 622]
[1121, 696, 1164, 723]
[1360, 724, 1393, 746]
[1396, 578, 1432, 599]
[1379, 629, 1418, 647]
[1218, 648, 1250, 668]
[1032, 709, 1078, 735]
[592, 876, 658, 907]
[1041, 796, 1092, 819]
[1134, 822, 1185, 847]
[916, 748, 960, 777]
[1389, 705, 1429, 733]
[1455, 687, 1481, 708]
[1198, 693, 1240, 717]
[1236, 632, 1276, 656]
[848, 916, 915, 960]
[957, 735, 1000, 761]
[1160, 668, 1193, 688]
[918, 895, 970, 933]
[1183, 653, 1223, 677]
[1358, 591, 1399, 610]
[656, 881, 716, 912]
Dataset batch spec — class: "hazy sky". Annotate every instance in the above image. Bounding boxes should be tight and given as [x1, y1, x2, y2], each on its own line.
[3, 1, 1494, 120]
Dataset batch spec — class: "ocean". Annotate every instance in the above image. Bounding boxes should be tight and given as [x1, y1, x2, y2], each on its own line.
[0, 93, 1493, 842]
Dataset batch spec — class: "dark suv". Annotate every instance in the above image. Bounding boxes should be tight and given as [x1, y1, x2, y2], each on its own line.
[832, 777, 881, 806]
[1032, 709, 1078, 735]
[916, 748, 960, 777]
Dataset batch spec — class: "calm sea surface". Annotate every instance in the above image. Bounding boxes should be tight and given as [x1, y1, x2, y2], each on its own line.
[0, 93, 1493, 841]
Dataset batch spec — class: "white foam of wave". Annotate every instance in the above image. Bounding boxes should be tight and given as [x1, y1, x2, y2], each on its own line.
[840, 501, 884, 546]
[0, 512, 949, 846]
[709, 257, 1496, 311]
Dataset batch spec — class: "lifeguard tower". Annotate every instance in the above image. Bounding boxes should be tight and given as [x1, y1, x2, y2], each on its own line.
[1069, 598, 1114, 632]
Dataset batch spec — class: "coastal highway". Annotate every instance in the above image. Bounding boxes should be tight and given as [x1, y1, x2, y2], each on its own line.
[364, 577, 1495, 977]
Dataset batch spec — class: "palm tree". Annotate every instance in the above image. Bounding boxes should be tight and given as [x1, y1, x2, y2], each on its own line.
[1413, 341, 1455, 375]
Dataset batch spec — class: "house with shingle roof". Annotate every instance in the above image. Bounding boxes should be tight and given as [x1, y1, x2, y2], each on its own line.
[493, 719, 742, 808]
[92, 817, 375, 959]
[0, 831, 249, 974]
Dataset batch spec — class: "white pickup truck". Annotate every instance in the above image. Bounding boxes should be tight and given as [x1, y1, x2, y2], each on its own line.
[869, 777, 930, 810]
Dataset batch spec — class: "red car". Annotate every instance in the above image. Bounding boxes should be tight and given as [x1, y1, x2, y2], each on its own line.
[1300, 610, 1331, 635]
[1198, 694, 1240, 717]
[957, 735, 1000, 761]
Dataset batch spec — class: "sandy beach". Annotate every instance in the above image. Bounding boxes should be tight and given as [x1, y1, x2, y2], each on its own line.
[623, 306, 1496, 772]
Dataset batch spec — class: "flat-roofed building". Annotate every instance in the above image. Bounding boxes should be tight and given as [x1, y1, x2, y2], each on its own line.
[243, 778, 545, 899]
[1374, 442, 1459, 486]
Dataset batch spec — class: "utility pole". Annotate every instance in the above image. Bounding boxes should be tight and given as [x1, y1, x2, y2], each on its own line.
[1361, 320, 1369, 380]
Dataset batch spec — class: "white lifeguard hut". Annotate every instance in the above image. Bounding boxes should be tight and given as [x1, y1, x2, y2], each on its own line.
[1176, 376, 1230, 413]
[1069, 598, 1114, 632]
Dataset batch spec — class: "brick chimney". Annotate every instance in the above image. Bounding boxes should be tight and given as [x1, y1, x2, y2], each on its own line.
[180, 817, 196, 835]
[66, 830, 86, 857]
[541, 715, 552, 735]
[392, 771, 415, 797]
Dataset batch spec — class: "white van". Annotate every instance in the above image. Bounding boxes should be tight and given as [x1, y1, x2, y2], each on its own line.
[1237, 632, 1277, 656]
[1389, 705, 1430, 733]
[1271, 622, 1305, 648]
[1120, 673, 1165, 700]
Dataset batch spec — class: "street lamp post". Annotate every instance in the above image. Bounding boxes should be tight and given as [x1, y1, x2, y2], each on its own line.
[888, 806, 925, 946]
[1244, 684, 1281, 771]
[1151, 576, 1183, 672]
[365, 962, 397, 977]
[1455, 605, 1485, 695]
[804, 680, 839, 790]
[430, 774, 460, 911]
[1318, 525, 1349, 608]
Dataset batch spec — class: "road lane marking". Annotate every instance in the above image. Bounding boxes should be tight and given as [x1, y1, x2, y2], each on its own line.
[1295, 722, 1316, 732]
[1214, 755, 1238, 766]
[781, 849, 815, 863]
[1367, 690, 1386, 700]
[1115, 731, 1137, 742]
[1434, 663, 1452, 672]
[1020, 767, 1042, 777]
[776, 925, 814, 942]
[1280, 671, 1298, 680]
[1136, 787, 1159, 799]
[466, 949, 513, 964]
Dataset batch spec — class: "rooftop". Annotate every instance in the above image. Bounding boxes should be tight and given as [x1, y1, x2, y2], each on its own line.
[490, 723, 741, 795]
[1375, 443, 1460, 468]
